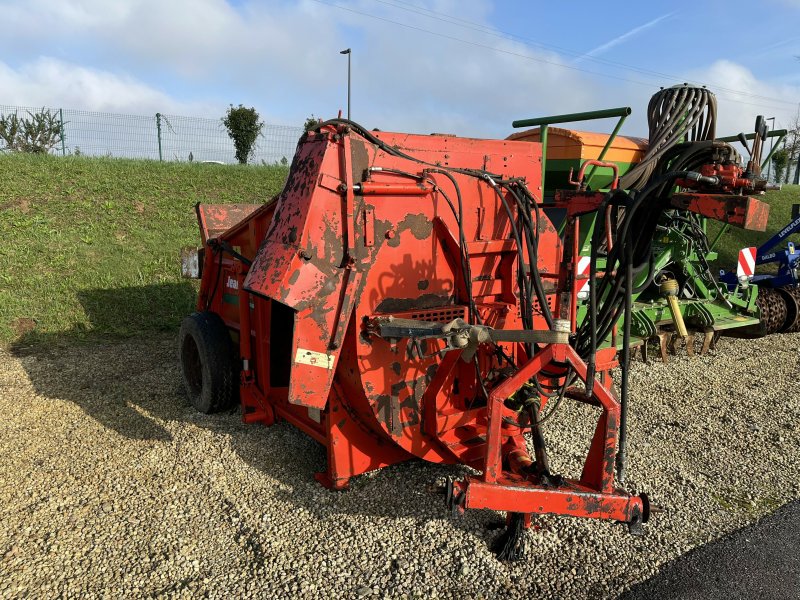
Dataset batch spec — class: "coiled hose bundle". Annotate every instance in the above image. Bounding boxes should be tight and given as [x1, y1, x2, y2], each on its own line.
[619, 84, 718, 190]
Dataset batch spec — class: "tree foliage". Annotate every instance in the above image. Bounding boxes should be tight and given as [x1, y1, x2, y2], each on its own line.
[303, 115, 320, 132]
[222, 104, 264, 164]
[0, 108, 64, 154]
[772, 148, 790, 184]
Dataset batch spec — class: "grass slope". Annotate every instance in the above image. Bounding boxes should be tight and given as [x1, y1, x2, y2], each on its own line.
[709, 185, 800, 270]
[0, 154, 287, 347]
[1, 152, 798, 348]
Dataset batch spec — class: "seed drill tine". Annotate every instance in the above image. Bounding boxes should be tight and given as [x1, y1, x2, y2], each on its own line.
[701, 328, 715, 355]
[658, 332, 670, 363]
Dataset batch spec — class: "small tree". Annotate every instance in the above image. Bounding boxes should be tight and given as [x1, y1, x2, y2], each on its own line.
[222, 104, 264, 164]
[0, 108, 64, 154]
[303, 114, 320, 132]
[772, 148, 790, 184]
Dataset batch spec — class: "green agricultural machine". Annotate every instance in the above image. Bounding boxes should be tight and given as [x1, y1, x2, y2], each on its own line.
[509, 85, 783, 360]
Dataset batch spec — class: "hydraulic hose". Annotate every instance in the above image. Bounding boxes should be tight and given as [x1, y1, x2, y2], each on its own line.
[619, 85, 718, 190]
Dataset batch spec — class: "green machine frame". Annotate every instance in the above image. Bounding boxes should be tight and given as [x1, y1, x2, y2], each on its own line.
[511, 110, 780, 353]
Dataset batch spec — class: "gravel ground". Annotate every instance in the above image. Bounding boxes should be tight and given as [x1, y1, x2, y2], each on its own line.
[1, 333, 799, 599]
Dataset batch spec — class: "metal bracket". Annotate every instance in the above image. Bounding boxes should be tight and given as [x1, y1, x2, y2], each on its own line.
[367, 316, 569, 362]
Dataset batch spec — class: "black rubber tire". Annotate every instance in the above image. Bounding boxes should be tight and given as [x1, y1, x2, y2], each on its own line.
[178, 311, 237, 413]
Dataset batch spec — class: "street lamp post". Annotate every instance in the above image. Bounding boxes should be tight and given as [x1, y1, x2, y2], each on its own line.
[340, 48, 351, 120]
[766, 116, 776, 181]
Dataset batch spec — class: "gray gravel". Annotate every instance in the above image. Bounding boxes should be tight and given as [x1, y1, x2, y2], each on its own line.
[1, 333, 799, 599]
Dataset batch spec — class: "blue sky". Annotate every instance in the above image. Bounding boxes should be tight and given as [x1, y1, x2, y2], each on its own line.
[1, 0, 798, 139]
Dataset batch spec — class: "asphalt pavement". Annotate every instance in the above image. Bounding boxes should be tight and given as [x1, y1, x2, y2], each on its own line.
[622, 500, 800, 599]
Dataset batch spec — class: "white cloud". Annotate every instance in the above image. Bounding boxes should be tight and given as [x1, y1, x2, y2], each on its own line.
[0, 57, 216, 116]
[686, 60, 800, 137]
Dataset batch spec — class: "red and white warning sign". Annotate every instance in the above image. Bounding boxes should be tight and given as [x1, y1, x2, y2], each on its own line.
[577, 255, 591, 294]
[737, 247, 756, 278]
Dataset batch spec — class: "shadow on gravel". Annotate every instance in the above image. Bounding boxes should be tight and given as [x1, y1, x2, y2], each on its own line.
[11, 283, 198, 441]
[9, 283, 488, 531]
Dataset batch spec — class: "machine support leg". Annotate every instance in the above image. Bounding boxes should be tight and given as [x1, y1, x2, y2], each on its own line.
[483, 347, 555, 483]
[616, 257, 632, 483]
[462, 343, 644, 528]
[701, 327, 715, 354]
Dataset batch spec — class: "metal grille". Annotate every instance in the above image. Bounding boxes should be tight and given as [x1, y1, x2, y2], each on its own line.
[404, 307, 467, 322]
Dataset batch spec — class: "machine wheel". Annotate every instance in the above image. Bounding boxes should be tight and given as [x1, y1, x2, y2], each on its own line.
[756, 288, 789, 335]
[776, 287, 799, 333]
[178, 311, 237, 413]
[783, 287, 800, 333]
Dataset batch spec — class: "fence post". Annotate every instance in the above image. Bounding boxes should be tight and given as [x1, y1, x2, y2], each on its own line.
[156, 112, 163, 162]
[59, 108, 66, 157]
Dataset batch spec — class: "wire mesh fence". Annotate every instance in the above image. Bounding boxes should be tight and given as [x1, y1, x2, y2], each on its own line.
[0, 104, 304, 165]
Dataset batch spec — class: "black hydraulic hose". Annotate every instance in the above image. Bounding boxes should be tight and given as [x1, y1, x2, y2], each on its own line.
[576, 171, 694, 357]
[593, 254, 658, 345]
[311, 118, 503, 181]
[584, 170, 714, 469]
[425, 168, 479, 323]
[498, 180, 554, 329]
[485, 176, 541, 329]
[616, 243, 634, 483]
[620, 85, 717, 190]
[533, 368, 575, 425]
[515, 182, 555, 327]
[216, 239, 253, 266]
[506, 182, 551, 329]
[528, 405, 550, 474]
[505, 185, 536, 321]
[613, 170, 693, 247]
[579, 215, 636, 349]
[631, 250, 656, 294]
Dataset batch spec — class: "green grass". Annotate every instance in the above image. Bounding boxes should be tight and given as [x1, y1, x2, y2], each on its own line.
[708, 185, 800, 270]
[0, 153, 287, 347]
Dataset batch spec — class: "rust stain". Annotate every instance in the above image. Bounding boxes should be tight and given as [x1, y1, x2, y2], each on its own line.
[350, 138, 370, 185]
[399, 213, 433, 240]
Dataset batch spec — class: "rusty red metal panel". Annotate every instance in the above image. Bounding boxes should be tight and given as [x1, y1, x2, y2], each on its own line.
[552, 190, 607, 216]
[669, 193, 769, 231]
[463, 477, 641, 522]
[240, 137, 349, 409]
[196, 203, 263, 243]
